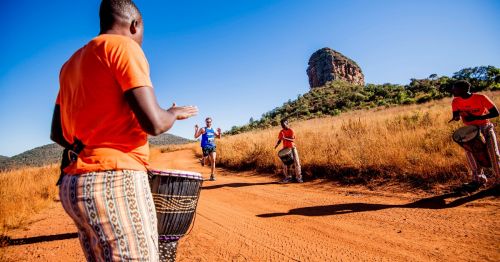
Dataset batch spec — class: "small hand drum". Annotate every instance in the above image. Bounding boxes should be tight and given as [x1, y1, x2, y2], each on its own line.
[278, 148, 294, 166]
[149, 169, 203, 261]
[452, 125, 491, 168]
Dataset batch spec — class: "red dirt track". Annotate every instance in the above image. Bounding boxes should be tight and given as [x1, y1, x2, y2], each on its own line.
[2, 149, 499, 261]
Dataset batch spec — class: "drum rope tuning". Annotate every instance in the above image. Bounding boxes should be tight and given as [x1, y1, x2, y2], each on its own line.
[152, 194, 199, 213]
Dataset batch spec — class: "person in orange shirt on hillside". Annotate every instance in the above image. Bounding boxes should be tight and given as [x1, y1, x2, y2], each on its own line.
[275, 118, 303, 183]
[50, 0, 198, 261]
[449, 80, 499, 190]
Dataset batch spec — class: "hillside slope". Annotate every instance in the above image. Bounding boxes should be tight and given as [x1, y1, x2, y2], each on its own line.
[0, 133, 192, 170]
[228, 65, 499, 135]
[218, 92, 500, 187]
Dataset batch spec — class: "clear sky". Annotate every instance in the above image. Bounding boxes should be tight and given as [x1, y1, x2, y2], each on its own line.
[1, 0, 499, 156]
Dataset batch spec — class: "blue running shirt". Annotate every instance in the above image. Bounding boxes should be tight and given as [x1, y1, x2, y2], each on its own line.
[201, 127, 216, 147]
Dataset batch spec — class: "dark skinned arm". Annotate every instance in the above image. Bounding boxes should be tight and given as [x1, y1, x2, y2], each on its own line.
[463, 106, 499, 122]
[274, 140, 281, 149]
[448, 111, 461, 123]
[124, 86, 198, 136]
[50, 105, 71, 148]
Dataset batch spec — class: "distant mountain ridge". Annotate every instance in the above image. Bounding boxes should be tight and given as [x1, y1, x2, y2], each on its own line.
[0, 133, 192, 171]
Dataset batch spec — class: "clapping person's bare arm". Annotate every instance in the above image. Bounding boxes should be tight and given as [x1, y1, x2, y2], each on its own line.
[125, 86, 198, 135]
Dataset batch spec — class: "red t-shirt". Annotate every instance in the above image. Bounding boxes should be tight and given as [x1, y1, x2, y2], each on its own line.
[452, 94, 495, 126]
[56, 34, 153, 174]
[278, 128, 295, 148]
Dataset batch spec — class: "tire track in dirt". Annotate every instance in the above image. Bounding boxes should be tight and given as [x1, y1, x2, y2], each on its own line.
[1, 149, 499, 261]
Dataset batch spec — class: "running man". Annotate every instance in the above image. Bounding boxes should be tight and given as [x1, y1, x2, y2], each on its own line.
[50, 0, 198, 260]
[275, 118, 303, 183]
[194, 117, 222, 181]
[449, 80, 499, 190]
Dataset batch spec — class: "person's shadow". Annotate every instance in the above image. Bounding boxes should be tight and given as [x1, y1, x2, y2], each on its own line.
[257, 185, 499, 218]
[0, 232, 79, 247]
[202, 181, 278, 190]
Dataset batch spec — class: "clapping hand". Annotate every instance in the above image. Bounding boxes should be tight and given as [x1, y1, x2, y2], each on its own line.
[168, 103, 198, 120]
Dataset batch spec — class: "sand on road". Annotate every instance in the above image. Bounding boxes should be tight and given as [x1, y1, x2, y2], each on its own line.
[2, 149, 499, 261]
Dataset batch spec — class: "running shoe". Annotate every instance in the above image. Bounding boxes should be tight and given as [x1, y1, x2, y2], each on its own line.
[476, 174, 488, 185]
[279, 178, 292, 184]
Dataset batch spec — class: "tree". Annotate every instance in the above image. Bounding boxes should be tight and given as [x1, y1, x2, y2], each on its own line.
[453, 66, 500, 91]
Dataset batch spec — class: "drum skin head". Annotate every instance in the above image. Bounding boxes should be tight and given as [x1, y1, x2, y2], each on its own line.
[453, 126, 479, 143]
[149, 169, 203, 181]
[278, 148, 292, 157]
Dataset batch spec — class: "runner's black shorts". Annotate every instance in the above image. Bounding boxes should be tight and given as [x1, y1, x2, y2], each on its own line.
[202, 146, 216, 157]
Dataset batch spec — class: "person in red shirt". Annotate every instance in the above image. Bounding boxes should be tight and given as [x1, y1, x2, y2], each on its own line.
[450, 80, 499, 189]
[50, 1, 198, 261]
[274, 119, 303, 183]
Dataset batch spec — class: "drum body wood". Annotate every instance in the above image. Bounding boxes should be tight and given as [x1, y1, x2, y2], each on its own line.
[149, 169, 203, 261]
[452, 126, 491, 168]
[278, 148, 294, 166]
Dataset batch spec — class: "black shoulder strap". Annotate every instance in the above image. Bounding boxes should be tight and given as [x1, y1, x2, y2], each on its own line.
[56, 138, 85, 186]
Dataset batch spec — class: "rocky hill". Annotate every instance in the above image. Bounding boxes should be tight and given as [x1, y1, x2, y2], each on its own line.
[307, 47, 364, 87]
[0, 133, 192, 171]
[227, 65, 499, 135]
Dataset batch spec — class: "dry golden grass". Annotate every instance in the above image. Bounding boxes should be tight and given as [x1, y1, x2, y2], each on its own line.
[157, 143, 199, 154]
[0, 165, 59, 232]
[0, 145, 192, 235]
[217, 92, 500, 187]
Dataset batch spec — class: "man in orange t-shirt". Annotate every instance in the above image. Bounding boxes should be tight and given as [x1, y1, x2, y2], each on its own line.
[275, 118, 303, 183]
[450, 80, 499, 190]
[50, 1, 198, 261]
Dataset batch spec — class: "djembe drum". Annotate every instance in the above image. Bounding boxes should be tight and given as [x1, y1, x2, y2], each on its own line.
[452, 125, 491, 168]
[149, 169, 203, 262]
[278, 147, 294, 166]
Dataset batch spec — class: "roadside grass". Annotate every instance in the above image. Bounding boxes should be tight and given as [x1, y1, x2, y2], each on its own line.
[0, 165, 59, 234]
[216, 93, 500, 189]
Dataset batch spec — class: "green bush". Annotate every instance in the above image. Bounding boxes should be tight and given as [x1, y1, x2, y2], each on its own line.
[224, 65, 499, 135]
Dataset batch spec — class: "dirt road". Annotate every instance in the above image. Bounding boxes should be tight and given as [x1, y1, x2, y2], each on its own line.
[2, 149, 499, 261]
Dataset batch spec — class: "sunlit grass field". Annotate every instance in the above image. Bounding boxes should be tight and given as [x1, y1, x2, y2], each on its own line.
[216, 92, 500, 187]
[0, 165, 59, 233]
[1, 92, 498, 235]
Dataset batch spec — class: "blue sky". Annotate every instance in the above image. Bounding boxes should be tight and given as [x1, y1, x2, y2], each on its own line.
[1, 0, 499, 156]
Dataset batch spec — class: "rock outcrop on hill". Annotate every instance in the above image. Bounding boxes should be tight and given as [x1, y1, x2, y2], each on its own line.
[307, 47, 365, 88]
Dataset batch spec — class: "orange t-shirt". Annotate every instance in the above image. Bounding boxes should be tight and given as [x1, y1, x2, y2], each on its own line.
[56, 34, 153, 174]
[452, 94, 495, 126]
[278, 128, 296, 148]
